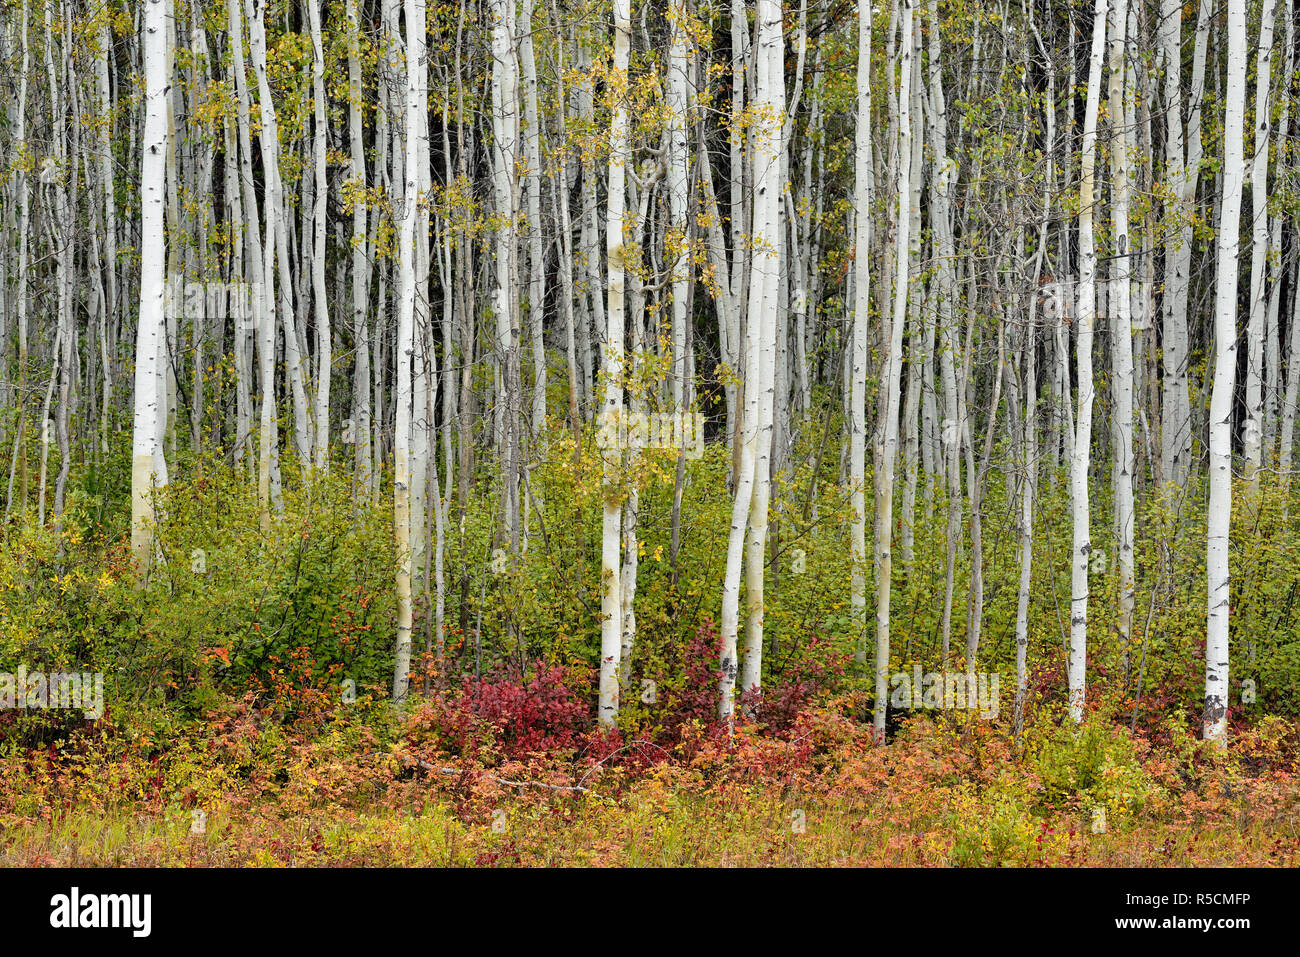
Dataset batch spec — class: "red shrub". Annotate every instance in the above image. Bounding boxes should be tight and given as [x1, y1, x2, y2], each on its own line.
[407, 662, 592, 761]
[461, 663, 592, 757]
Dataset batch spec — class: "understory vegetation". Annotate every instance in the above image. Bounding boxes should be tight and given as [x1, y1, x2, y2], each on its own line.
[2, 424, 1298, 866]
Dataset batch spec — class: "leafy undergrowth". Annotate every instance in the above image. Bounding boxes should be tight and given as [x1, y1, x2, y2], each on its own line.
[1, 667, 1297, 867]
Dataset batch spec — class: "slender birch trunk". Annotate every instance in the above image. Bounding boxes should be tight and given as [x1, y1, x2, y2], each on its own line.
[1159, 0, 1210, 487]
[11, 0, 30, 517]
[489, 0, 521, 572]
[96, 15, 118, 455]
[739, 0, 784, 704]
[132, 0, 170, 578]
[227, 0, 274, 529]
[1264, 0, 1293, 463]
[347, 0, 372, 497]
[666, 0, 692, 411]
[1069, 0, 1108, 724]
[599, 0, 631, 728]
[1015, 278, 1038, 737]
[1205, 0, 1248, 746]
[308, 0, 331, 472]
[248, 0, 310, 470]
[520, 0, 546, 438]
[850, 0, 873, 668]
[1243, 0, 1276, 489]
[1108, 0, 1135, 668]
[392, 0, 426, 704]
[1281, 251, 1300, 472]
[873, 0, 914, 742]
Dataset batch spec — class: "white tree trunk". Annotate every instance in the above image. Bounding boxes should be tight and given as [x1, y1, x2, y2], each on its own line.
[576, 38, 602, 417]
[226, 0, 272, 526]
[1108, 0, 1135, 667]
[132, 0, 170, 577]
[520, 0, 546, 437]
[1243, 0, 1276, 487]
[1015, 279, 1038, 736]
[850, 0, 872, 669]
[1264, 0, 1293, 461]
[928, 1, 961, 665]
[308, 0, 331, 471]
[1069, 0, 1108, 724]
[1281, 254, 1300, 472]
[898, 24, 923, 569]
[1205, 0, 1248, 745]
[96, 15, 118, 456]
[666, 0, 692, 410]
[1159, 0, 1210, 487]
[599, 0, 631, 728]
[873, 0, 914, 741]
[9, 0, 30, 526]
[248, 0, 311, 470]
[347, 0, 372, 497]
[489, 0, 520, 559]
[739, 0, 784, 703]
[392, 0, 426, 704]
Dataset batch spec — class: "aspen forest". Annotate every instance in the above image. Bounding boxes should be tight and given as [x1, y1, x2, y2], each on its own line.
[0, 0, 1298, 873]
